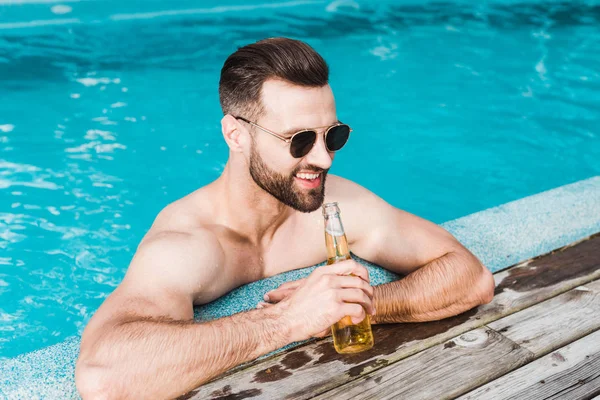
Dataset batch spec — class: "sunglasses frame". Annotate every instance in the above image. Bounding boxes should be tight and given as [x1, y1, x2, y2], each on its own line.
[233, 115, 352, 158]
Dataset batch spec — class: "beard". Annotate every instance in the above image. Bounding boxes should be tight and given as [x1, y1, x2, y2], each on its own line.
[248, 144, 328, 213]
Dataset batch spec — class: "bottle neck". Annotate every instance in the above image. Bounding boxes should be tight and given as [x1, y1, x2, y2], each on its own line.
[324, 213, 345, 236]
[324, 213, 350, 264]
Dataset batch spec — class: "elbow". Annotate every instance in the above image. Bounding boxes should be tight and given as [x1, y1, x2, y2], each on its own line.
[476, 265, 495, 305]
[455, 249, 495, 306]
[75, 357, 114, 400]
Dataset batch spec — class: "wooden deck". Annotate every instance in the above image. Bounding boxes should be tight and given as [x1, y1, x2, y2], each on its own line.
[180, 233, 600, 400]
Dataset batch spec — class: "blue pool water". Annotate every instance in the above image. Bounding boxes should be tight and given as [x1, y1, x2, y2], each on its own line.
[1, 0, 599, 360]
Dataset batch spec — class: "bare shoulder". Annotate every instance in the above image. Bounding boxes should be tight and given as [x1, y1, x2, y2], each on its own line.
[324, 174, 389, 219]
[113, 227, 224, 313]
[142, 186, 216, 239]
[323, 174, 462, 271]
[323, 174, 450, 241]
[127, 190, 225, 294]
[324, 174, 380, 202]
[321, 175, 387, 243]
[128, 181, 231, 293]
[79, 189, 227, 352]
[129, 228, 225, 296]
[80, 227, 224, 349]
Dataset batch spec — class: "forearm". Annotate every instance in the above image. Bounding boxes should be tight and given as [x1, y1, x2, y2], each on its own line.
[372, 250, 494, 324]
[77, 306, 290, 400]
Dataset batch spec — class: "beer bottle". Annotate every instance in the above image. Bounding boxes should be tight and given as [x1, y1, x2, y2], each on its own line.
[322, 202, 374, 354]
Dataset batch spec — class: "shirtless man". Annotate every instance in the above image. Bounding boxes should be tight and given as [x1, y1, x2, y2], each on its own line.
[75, 37, 495, 400]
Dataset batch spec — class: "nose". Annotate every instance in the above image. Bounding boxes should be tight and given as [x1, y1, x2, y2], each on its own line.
[304, 132, 333, 170]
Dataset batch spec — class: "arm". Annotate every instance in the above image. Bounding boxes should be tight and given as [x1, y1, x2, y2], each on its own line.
[333, 177, 494, 323]
[76, 231, 290, 400]
[78, 302, 291, 400]
[264, 250, 492, 324]
[76, 230, 376, 400]
[345, 181, 494, 322]
[371, 249, 493, 323]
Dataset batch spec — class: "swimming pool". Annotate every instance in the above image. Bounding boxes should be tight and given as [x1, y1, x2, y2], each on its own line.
[1, 0, 599, 360]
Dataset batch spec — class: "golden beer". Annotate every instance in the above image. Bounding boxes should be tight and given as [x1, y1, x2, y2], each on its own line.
[323, 202, 374, 354]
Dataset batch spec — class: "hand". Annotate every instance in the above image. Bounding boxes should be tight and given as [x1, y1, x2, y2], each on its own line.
[273, 259, 375, 343]
[260, 279, 306, 306]
[259, 279, 329, 336]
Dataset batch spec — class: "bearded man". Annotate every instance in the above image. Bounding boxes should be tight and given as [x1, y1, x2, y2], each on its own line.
[75, 37, 494, 400]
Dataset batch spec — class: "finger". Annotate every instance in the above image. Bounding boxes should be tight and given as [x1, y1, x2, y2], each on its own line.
[338, 288, 376, 316]
[265, 279, 306, 301]
[330, 275, 374, 298]
[264, 288, 295, 303]
[277, 279, 305, 290]
[325, 260, 370, 283]
[341, 303, 367, 325]
[256, 301, 274, 309]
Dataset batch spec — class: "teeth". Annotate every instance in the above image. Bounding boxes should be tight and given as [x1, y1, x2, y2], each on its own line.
[296, 172, 319, 180]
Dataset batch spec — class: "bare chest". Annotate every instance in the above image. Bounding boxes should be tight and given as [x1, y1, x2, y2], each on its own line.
[221, 214, 329, 283]
[225, 231, 327, 285]
[190, 213, 333, 305]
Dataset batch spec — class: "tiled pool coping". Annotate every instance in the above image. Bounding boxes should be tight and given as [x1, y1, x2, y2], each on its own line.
[1, 175, 599, 399]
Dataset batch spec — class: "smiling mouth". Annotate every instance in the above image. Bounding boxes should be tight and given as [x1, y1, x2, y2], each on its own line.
[295, 172, 320, 180]
[294, 172, 322, 189]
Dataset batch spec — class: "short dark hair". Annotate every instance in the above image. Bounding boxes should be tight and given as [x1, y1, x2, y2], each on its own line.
[219, 37, 329, 121]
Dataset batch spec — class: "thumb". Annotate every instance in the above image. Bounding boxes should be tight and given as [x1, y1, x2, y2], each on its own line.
[264, 288, 295, 303]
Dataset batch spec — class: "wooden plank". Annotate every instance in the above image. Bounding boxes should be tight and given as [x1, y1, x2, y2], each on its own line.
[313, 327, 534, 400]
[315, 280, 600, 400]
[490, 233, 600, 315]
[488, 280, 600, 357]
[481, 354, 600, 400]
[181, 234, 600, 400]
[459, 330, 600, 400]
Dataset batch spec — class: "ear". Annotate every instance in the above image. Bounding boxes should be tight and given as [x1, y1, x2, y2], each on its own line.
[221, 114, 248, 153]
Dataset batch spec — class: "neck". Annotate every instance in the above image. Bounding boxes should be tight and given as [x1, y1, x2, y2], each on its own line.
[214, 158, 293, 246]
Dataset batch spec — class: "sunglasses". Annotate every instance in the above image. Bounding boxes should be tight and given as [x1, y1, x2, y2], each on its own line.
[233, 116, 352, 159]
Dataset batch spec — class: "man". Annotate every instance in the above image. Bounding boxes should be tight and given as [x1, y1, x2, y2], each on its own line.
[75, 37, 494, 400]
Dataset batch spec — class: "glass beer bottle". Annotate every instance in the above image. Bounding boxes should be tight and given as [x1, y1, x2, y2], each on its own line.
[322, 202, 374, 354]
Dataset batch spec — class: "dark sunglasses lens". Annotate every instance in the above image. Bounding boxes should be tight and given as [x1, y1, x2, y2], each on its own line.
[326, 125, 350, 151]
[290, 131, 317, 158]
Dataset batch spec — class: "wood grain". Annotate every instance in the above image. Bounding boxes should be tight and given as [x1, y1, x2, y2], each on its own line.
[488, 279, 600, 357]
[318, 280, 600, 400]
[314, 328, 534, 400]
[459, 330, 600, 400]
